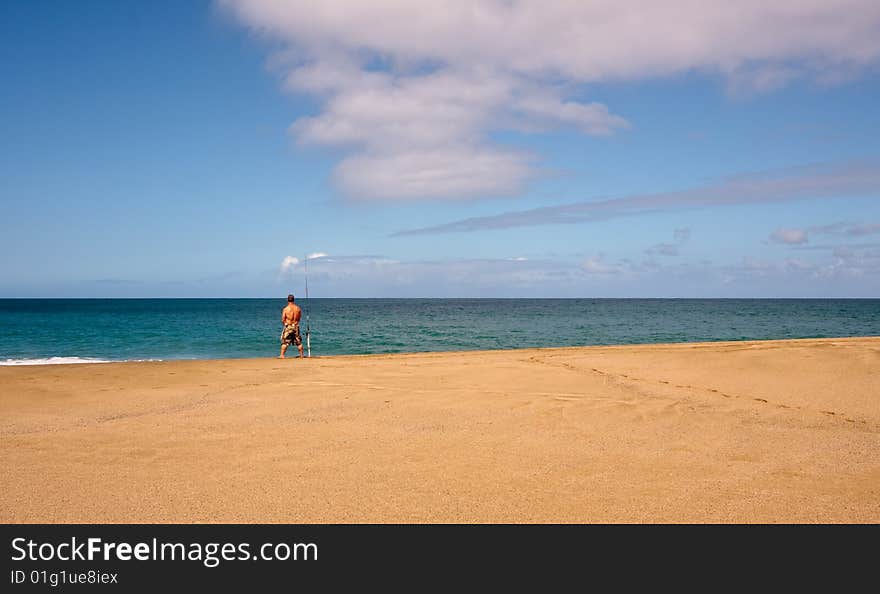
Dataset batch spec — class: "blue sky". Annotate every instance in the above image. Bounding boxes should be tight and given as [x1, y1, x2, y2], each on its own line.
[2, 0, 879, 297]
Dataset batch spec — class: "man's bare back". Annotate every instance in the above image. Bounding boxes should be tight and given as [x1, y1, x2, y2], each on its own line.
[282, 303, 302, 326]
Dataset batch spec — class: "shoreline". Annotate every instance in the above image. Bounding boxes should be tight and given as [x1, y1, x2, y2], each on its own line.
[3, 334, 880, 366]
[2, 336, 878, 523]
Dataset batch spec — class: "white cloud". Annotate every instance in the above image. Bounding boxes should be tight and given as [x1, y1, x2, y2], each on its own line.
[770, 227, 809, 245]
[278, 53, 626, 200]
[279, 255, 300, 274]
[306, 252, 329, 260]
[221, 1, 880, 81]
[221, 1, 880, 201]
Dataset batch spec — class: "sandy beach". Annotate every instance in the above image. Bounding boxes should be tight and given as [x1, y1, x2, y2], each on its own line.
[1, 337, 878, 523]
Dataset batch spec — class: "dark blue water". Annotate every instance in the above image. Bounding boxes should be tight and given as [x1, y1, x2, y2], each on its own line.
[1, 298, 878, 363]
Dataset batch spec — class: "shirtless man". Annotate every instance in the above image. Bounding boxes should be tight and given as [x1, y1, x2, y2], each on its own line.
[279, 294, 304, 359]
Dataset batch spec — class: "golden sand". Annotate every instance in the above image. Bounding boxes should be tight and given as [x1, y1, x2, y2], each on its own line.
[1, 337, 878, 523]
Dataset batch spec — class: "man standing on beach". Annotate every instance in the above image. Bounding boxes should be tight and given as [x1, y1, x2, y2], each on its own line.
[279, 294, 304, 359]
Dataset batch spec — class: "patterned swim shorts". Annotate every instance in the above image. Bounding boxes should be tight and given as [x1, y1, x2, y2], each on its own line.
[281, 323, 302, 347]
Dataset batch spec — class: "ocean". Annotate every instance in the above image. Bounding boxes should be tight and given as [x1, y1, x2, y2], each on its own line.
[1, 298, 879, 364]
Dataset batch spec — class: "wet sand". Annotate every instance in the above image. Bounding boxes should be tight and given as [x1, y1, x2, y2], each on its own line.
[1, 337, 878, 523]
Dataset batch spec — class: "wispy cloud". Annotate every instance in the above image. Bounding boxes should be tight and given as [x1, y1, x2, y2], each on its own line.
[792, 241, 880, 251]
[769, 228, 809, 245]
[295, 254, 589, 294]
[270, 249, 880, 296]
[645, 227, 692, 256]
[582, 255, 623, 274]
[221, 1, 880, 201]
[816, 222, 880, 237]
[89, 278, 142, 285]
[768, 221, 880, 245]
[395, 159, 880, 235]
[846, 223, 880, 236]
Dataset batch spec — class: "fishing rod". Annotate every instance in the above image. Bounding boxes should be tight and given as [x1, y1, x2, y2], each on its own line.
[304, 254, 311, 358]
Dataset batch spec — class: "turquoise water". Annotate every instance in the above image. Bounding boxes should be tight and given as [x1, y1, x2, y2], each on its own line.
[1, 298, 879, 363]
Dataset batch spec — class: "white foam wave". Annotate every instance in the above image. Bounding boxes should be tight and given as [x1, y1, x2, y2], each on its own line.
[0, 357, 161, 366]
